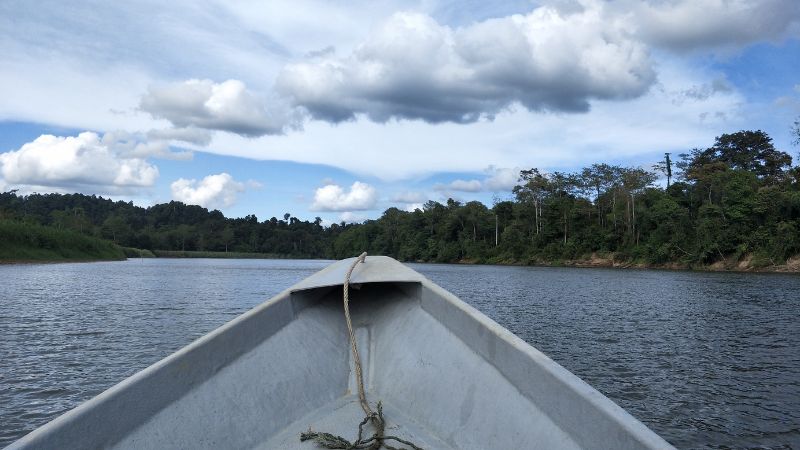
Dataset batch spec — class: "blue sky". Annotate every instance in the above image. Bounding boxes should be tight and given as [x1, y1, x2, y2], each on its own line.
[1, 0, 799, 224]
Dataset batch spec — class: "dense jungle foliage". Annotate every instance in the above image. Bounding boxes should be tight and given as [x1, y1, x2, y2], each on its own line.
[0, 220, 125, 261]
[1, 130, 799, 266]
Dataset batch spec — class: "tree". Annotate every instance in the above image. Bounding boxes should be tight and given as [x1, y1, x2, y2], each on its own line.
[653, 153, 673, 188]
[620, 168, 657, 244]
[710, 131, 792, 184]
[221, 226, 234, 253]
[102, 214, 130, 243]
[514, 168, 549, 237]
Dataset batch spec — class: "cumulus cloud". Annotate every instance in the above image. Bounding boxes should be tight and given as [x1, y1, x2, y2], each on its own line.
[631, 0, 800, 51]
[404, 203, 424, 212]
[277, 6, 656, 123]
[170, 172, 246, 209]
[391, 191, 426, 203]
[275, 0, 800, 125]
[140, 79, 297, 137]
[311, 181, 378, 211]
[0, 132, 158, 191]
[433, 167, 521, 193]
[483, 166, 521, 191]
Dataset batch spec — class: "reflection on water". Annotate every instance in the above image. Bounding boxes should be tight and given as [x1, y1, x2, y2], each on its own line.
[1, 259, 799, 448]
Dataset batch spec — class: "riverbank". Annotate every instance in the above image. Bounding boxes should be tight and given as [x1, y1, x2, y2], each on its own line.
[481, 252, 800, 273]
[2, 228, 797, 273]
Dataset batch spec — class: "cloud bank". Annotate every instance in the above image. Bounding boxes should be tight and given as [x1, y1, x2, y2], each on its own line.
[278, 7, 655, 123]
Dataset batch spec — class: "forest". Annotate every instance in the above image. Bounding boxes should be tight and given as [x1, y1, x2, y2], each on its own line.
[1, 129, 799, 269]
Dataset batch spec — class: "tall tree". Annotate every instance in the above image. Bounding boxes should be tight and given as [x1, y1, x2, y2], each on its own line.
[654, 153, 673, 188]
[514, 168, 549, 237]
[710, 131, 792, 184]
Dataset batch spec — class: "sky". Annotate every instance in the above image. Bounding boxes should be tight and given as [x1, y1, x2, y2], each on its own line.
[1, 0, 799, 224]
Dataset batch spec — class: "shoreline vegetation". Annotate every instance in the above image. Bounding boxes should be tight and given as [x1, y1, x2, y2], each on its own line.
[2, 129, 799, 273]
[0, 220, 125, 263]
[2, 243, 798, 273]
[479, 252, 800, 273]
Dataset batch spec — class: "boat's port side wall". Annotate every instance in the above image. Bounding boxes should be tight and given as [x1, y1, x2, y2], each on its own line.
[418, 282, 675, 450]
[111, 290, 351, 449]
[6, 290, 299, 450]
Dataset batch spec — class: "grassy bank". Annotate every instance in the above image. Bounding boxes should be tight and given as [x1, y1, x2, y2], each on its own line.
[0, 220, 125, 262]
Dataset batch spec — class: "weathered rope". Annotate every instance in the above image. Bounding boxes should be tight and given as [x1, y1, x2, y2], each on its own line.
[300, 253, 423, 450]
[344, 252, 371, 416]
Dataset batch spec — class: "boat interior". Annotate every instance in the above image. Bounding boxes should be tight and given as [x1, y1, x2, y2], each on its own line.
[9, 257, 671, 450]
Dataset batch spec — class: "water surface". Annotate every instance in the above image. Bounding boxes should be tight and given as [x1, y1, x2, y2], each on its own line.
[1, 259, 798, 448]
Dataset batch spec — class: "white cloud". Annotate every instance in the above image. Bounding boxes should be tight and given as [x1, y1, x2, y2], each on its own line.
[246, 179, 265, 190]
[278, 7, 655, 123]
[311, 181, 378, 211]
[146, 127, 212, 146]
[339, 211, 368, 223]
[170, 172, 246, 209]
[391, 190, 426, 203]
[435, 179, 483, 192]
[630, 0, 800, 51]
[483, 166, 521, 191]
[404, 203, 424, 212]
[101, 130, 193, 160]
[432, 168, 520, 193]
[140, 79, 298, 137]
[0, 132, 158, 191]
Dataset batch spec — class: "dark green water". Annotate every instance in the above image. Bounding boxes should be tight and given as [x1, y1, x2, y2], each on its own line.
[1, 259, 798, 448]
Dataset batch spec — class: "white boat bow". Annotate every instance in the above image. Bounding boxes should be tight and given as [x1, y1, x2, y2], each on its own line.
[7, 256, 674, 450]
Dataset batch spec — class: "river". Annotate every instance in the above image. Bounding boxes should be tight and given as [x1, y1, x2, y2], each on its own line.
[1, 258, 798, 448]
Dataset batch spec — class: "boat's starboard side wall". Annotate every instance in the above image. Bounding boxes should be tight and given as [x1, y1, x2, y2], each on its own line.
[418, 281, 675, 450]
[6, 289, 301, 450]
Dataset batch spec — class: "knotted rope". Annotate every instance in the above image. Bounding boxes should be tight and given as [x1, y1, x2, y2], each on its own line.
[300, 253, 423, 450]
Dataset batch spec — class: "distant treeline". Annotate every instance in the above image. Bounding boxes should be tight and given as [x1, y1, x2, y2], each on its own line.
[1, 130, 799, 267]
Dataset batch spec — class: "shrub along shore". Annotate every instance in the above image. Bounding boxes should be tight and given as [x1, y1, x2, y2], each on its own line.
[0, 220, 125, 262]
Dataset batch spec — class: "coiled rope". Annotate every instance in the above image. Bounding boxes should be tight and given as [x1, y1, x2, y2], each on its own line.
[300, 253, 423, 450]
